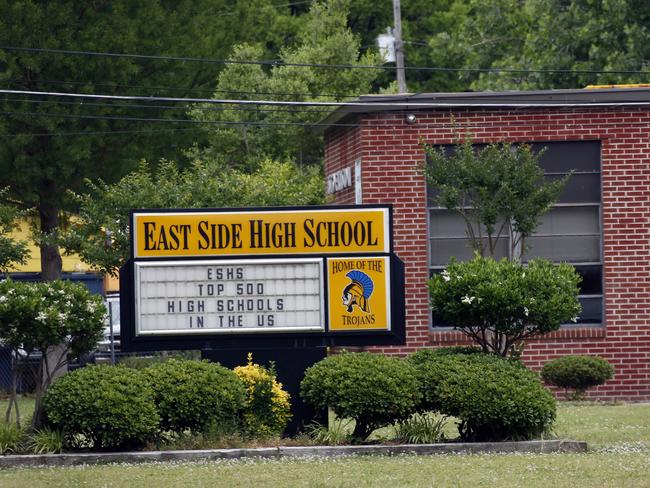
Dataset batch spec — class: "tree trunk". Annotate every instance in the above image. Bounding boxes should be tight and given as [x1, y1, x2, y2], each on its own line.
[351, 419, 372, 443]
[31, 358, 45, 430]
[38, 195, 62, 281]
[32, 345, 67, 430]
[5, 350, 21, 428]
[32, 192, 65, 429]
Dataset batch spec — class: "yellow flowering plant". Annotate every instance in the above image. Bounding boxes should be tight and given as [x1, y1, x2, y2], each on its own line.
[234, 353, 292, 438]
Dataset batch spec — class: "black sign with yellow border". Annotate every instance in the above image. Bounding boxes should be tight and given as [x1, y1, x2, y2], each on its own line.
[120, 205, 405, 352]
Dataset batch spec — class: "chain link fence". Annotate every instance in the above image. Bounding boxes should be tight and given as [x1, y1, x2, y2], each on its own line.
[0, 349, 39, 396]
[0, 347, 200, 397]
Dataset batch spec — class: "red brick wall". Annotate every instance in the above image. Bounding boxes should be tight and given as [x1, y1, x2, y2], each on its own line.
[324, 106, 650, 401]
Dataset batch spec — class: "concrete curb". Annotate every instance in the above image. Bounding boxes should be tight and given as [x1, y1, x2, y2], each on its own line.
[0, 440, 587, 468]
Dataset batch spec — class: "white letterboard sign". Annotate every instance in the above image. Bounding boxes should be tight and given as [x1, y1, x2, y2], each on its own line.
[134, 259, 324, 335]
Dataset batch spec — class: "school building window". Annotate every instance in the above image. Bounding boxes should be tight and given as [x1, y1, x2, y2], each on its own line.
[428, 140, 602, 326]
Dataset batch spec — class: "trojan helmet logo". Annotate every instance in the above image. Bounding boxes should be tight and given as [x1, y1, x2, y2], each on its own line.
[342, 270, 374, 313]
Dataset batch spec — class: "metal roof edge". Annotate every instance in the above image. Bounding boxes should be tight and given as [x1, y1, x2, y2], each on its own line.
[320, 87, 650, 129]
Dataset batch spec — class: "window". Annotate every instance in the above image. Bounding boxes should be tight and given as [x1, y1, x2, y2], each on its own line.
[428, 141, 602, 326]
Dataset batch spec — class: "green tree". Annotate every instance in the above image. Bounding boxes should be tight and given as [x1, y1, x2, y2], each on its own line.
[0, 188, 29, 273]
[191, 0, 380, 169]
[0, 0, 305, 280]
[427, 0, 650, 91]
[0, 279, 106, 428]
[347, 0, 650, 93]
[423, 139, 568, 260]
[64, 159, 324, 276]
[424, 138, 578, 356]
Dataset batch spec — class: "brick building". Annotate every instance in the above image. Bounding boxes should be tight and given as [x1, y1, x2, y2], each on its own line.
[323, 87, 650, 401]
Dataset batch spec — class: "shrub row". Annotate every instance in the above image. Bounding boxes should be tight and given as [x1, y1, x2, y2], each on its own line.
[42, 350, 611, 449]
[42, 358, 291, 450]
[301, 348, 556, 442]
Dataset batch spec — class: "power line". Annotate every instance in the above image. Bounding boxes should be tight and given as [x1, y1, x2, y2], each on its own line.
[7, 91, 650, 114]
[7, 95, 650, 125]
[4, 45, 650, 76]
[0, 88, 378, 107]
[216, 0, 312, 16]
[1, 97, 336, 114]
[6, 88, 650, 109]
[230, 0, 312, 11]
[1, 45, 282, 67]
[0, 110, 356, 127]
[5, 98, 650, 128]
[2, 45, 382, 71]
[0, 127, 205, 138]
[268, 0, 312, 7]
[3, 77, 361, 99]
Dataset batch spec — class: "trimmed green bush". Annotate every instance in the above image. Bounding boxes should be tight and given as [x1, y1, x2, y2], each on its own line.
[428, 256, 581, 356]
[541, 355, 615, 399]
[43, 365, 159, 450]
[408, 349, 468, 412]
[144, 358, 246, 434]
[408, 352, 556, 441]
[300, 352, 421, 441]
[407, 348, 513, 413]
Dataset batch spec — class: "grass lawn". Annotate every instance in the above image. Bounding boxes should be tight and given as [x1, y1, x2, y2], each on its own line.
[553, 402, 650, 446]
[0, 401, 649, 487]
[0, 395, 34, 425]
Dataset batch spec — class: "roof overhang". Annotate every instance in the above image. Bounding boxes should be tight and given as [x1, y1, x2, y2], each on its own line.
[321, 87, 650, 128]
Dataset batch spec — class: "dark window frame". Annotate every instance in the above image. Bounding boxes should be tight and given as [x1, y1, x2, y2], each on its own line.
[426, 141, 603, 328]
